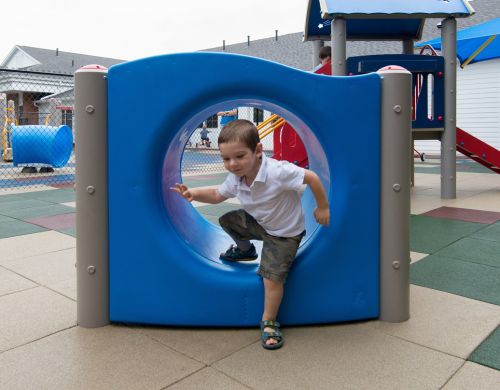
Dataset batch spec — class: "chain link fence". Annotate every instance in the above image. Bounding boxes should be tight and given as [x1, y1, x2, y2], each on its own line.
[181, 106, 275, 180]
[0, 68, 75, 192]
[0, 68, 303, 192]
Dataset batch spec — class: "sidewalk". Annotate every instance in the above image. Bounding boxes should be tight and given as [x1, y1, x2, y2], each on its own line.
[0, 160, 499, 389]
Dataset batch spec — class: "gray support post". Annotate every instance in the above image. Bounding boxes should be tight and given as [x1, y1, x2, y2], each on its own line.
[402, 39, 415, 187]
[75, 66, 109, 328]
[312, 40, 324, 69]
[331, 17, 347, 76]
[402, 39, 414, 55]
[441, 18, 457, 199]
[378, 67, 412, 322]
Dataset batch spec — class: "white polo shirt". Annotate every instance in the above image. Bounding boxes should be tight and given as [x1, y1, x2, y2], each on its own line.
[218, 154, 306, 237]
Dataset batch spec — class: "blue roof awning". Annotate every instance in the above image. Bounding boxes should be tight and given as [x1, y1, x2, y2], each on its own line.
[304, 0, 475, 41]
[417, 18, 500, 67]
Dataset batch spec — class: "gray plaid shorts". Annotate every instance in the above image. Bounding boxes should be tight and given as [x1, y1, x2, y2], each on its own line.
[219, 209, 305, 283]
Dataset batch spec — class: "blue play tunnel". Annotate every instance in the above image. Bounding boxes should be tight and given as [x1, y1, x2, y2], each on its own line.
[11, 125, 73, 168]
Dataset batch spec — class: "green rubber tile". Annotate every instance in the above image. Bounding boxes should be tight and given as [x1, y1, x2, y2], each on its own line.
[0, 215, 16, 223]
[471, 222, 500, 243]
[0, 220, 48, 239]
[19, 189, 75, 204]
[410, 254, 500, 305]
[469, 326, 500, 370]
[196, 203, 242, 218]
[0, 194, 29, 203]
[436, 237, 500, 268]
[201, 214, 221, 226]
[0, 199, 53, 212]
[1, 204, 75, 220]
[58, 227, 76, 237]
[410, 215, 486, 254]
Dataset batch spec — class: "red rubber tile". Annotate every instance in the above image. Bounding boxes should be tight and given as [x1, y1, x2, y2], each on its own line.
[422, 207, 500, 224]
[26, 213, 75, 230]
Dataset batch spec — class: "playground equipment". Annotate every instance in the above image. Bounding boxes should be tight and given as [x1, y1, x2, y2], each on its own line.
[1, 101, 16, 161]
[75, 55, 411, 328]
[305, 0, 475, 198]
[11, 125, 73, 169]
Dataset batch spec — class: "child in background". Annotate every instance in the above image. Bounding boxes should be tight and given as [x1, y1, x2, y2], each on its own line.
[171, 119, 329, 350]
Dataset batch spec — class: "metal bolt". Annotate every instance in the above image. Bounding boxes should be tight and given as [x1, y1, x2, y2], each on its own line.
[86, 185, 95, 194]
[393, 105, 402, 113]
[87, 265, 96, 274]
[392, 261, 400, 270]
[393, 184, 401, 192]
[85, 105, 95, 114]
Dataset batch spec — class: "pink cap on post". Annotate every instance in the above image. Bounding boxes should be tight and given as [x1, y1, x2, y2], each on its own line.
[80, 64, 108, 70]
[378, 65, 408, 72]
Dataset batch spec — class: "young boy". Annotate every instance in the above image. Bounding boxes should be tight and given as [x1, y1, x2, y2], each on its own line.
[171, 119, 329, 350]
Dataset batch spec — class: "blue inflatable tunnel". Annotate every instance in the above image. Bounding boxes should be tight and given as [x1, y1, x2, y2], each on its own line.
[108, 53, 381, 326]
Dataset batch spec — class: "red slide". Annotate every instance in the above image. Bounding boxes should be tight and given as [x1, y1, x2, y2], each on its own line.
[273, 62, 332, 167]
[456, 127, 500, 174]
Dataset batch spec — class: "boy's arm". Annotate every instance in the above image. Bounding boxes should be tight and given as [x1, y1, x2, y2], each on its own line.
[170, 183, 226, 204]
[303, 170, 330, 225]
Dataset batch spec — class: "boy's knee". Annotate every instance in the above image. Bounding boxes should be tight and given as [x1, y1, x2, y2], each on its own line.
[218, 210, 239, 228]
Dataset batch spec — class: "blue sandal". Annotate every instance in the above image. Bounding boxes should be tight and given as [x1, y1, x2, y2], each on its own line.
[260, 320, 284, 350]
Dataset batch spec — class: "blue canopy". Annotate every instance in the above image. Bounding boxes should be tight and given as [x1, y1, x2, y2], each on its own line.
[304, 0, 475, 41]
[417, 18, 500, 67]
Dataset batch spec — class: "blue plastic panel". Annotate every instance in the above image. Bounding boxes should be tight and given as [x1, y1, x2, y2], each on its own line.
[347, 55, 445, 129]
[108, 53, 381, 326]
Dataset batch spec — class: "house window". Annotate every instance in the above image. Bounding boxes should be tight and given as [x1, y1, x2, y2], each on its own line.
[253, 108, 264, 125]
[206, 114, 218, 128]
[62, 110, 73, 128]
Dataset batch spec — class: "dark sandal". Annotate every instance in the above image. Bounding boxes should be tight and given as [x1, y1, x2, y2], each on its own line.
[260, 320, 284, 350]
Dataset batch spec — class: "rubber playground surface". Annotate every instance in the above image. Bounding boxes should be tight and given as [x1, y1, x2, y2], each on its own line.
[0, 158, 499, 389]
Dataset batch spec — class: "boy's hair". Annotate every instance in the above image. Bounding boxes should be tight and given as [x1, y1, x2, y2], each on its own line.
[218, 119, 260, 151]
[319, 45, 331, 60]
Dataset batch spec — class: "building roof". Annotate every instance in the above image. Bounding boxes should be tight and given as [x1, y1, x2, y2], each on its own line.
[207, 0, 499, 71]
[1, 45, 125, 74]
[305, 0, 474, 41]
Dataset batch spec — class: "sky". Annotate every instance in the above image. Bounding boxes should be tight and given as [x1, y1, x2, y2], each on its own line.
[1, 0, 308, 62]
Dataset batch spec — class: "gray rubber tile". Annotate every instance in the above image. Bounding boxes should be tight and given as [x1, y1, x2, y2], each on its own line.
[0, 326, 203, 390]
[443, 362, 500, 390]
[168, 367, 250, 390]
[469, 325, 500, 371]
[410, 255, 500, 305]
[0, 287, 75, 352]
[134, 326, 258, 365]
[0, 220, 47, 239]
[410, 215, 486, 254]
[2, 248, 76, 286]
[213, 323, 463, 390]
[0, 231, 75, 264]
[0, 267, 37, 297]
[365, 285, 500, 359]
[435, 237, 500, 268]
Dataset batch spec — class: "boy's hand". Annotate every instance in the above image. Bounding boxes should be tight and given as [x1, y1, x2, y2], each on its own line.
[314, 206, 330, 226]
[170, 183, 193, 202]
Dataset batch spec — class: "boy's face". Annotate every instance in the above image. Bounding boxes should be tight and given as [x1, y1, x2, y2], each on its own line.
[219, 141, 263, 178]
